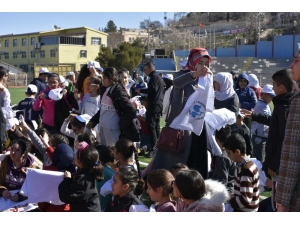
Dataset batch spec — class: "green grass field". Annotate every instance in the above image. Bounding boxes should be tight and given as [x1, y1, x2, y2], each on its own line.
[8, 87, 27, 105]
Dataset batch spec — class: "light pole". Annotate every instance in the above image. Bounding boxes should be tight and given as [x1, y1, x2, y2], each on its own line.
[256, 12, 265, 42]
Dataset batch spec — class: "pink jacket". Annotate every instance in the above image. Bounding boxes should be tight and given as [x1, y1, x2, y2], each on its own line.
[33, 88, 56, 127]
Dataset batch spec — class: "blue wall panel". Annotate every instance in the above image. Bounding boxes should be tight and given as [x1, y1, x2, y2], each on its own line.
[237, 45, 255, 57]
[153, 58, 176, 70]
[273, 35, 293, 58]
[257, 41, 272, 58]
[216, 47, 235, 57]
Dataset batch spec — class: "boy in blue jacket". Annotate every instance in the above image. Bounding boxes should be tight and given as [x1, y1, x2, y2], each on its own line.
[235, 72, 257, 131]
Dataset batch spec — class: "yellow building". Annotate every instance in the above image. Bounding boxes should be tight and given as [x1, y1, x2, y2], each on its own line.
[0, 27, 108, 76]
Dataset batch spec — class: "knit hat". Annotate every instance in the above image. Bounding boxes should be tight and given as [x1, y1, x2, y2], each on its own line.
[52, 143, 75, 173]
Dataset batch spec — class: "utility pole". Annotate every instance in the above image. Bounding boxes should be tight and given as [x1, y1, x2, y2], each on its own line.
[213, 27, 215, 49]
[147, 17, 151, 53]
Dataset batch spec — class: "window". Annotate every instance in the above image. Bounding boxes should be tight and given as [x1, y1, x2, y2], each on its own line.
[31, 51, 35, 58]
[5, 40, 9, 47]
[60, 36, 86, 45]
[129, 38, 132, 42]
[20, 64, 29, 72]
[40, 50, 45, 58]
[80, 50, 87, 58]
[40, 36, 58, 45]
[22, 52, 26, 58]
[22, 38, 26, 46]
[30, 38, 35, 45]
[5, 53, 9, 59]
[13, 39, 17, 47]
[50, 50, 56, 57]
[13, 52, 18, 59]
[91, 37, 101, 45]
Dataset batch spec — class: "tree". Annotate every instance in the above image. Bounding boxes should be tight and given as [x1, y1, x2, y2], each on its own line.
[103, 20, 117, 32]
[140, 19, 163, 30]
[95, 41, 143, 71]
[95, 46, 115, 68]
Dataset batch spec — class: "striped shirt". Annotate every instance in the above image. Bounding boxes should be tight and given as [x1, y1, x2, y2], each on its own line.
[230, 157, 260, 212]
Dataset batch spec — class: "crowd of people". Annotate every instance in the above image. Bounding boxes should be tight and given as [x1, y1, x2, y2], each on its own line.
[0, 45, 299, 212]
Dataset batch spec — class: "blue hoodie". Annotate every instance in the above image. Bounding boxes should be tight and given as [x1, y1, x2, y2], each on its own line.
[235, 73, 257, 110]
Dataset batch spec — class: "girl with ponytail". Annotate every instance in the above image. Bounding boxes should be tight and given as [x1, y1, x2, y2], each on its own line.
[58, 142, 104, 212]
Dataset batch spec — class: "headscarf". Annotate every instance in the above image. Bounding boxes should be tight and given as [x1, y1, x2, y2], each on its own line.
[248, 74, 260, 88]
[183, 48, 212, 71]
[214, 72, 236, 101]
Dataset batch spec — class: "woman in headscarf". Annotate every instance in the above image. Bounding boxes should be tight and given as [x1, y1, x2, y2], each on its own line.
[149, 48, 213, 179]
[213, 72, 239, 116]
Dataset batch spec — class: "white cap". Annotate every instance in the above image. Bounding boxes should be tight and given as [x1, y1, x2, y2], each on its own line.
[26, 84, 38, 94]
[262, 84, 275, 97]
[163, 74, 173, 80]
[76, 114, 91, 124]
[39, 68, 50, 74]
[48, 88, 64, 101]
[87, 61, 101, 69]
[66, 71, 75, 77]
[59, 75, 69, 87]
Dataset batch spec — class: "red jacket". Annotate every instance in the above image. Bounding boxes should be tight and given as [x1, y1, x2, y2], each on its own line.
[38, 146, 70, 212]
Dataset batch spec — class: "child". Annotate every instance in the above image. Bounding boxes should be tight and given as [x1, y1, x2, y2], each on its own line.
[248, 73, 262, 99]
[242, 69, 294, 178]
[173, 169, 229, 212]
[276, 52, 300, 212]
[16, 84, 40, 126]
[251, 84, 275, 162]
[170, 163, 189, 178]
[100, 138, 142, 197]
[60, 114, 88, 150]
[58, 143, 104, 212]
[65, 72, 76, 92]
[235, 72, 257, 131]
[104, 167, 145, 212]
[137, 96, 151, 153]
[95, 144, 116, 211]
[87, 67, 139, 145]
[32, 73, 63, 133]
[78, 76, 101, 117]
[37, 142, 74, 212]
[146, 169, 176, 212]
[210, 125, 236, 195]
[223, 133, 260, 212]
[231, 112, 253, 157]
[118, 68, 135, 96]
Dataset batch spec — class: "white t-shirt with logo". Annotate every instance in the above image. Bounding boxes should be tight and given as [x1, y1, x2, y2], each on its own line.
[99, 87, 120, 129]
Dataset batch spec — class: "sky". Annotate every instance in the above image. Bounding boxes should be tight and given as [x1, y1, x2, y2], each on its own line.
[0, 12, 171, 35]
[0, 1, 294, 36]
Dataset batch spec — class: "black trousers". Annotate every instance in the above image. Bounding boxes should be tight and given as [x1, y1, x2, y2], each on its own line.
[146, 110, 161, 150]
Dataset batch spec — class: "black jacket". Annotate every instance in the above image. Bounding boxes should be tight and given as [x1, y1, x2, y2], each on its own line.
[104, 193, 144, 212]
[214, 93, 240, 116]
[210, 151, 236, 194]
[252, 92, 294, 175]
[58, 169, 101, 212]
[30, 78, 47, 94]
[231, 124, 253, 156]
[90, 83, 140, 142]
[54, 90, 79, 134]
[140, 70, 164, 113]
